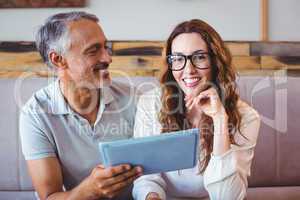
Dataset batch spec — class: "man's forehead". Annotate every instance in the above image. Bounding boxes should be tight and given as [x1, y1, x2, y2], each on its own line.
[67, 19, 106, 48]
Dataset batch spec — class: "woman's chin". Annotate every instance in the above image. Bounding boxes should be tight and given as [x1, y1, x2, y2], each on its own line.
[181, 83, 209, 96]
[182, 87, 194, 95]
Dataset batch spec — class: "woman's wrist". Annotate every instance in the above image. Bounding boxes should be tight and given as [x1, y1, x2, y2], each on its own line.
[213, 110, 228, 129]
[212, 110, 230, 155]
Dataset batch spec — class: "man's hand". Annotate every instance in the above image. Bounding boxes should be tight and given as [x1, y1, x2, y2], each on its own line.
[146, 192, 162, 200]
[77, 164, 143, 199]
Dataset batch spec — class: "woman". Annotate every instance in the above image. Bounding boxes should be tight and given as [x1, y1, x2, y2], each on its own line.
[132, 19, 260, 200]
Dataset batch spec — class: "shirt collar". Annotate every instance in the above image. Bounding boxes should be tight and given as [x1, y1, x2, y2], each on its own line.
[49, 80, 115, 115]
[49, 79, 70, 115]
[102, 85, 115, 105]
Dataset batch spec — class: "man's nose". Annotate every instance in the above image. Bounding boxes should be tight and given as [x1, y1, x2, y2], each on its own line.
[100, 48, 112, 64]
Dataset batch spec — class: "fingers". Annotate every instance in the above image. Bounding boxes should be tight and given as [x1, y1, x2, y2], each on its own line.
[185, 81, 212, 109]
[91, 164, 130, 181]
[91, 165, 142, 199]
[185, 97, 193, 109]
[101, 164, 131, 178]
[101, 187, 124, 199]
[100, 166, 142, 188]
[147, 198, 162, 200]
[104, 171, 139, 193]
[185, 92, 209, 110]
[100, 168, 142, 199]
[96, 164, 105, 169]
[185, 87, 219, 111]
[146, 192, 161, 200]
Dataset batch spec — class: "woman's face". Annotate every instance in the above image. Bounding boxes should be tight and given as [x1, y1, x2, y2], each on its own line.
[171, 33, 212, 95]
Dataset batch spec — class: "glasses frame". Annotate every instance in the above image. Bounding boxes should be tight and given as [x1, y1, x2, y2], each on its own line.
[167, 52, 211, 71]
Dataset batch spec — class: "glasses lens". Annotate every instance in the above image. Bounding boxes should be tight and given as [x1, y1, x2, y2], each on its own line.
[192, 53, 208, 68]
[168, 55, 185, 70]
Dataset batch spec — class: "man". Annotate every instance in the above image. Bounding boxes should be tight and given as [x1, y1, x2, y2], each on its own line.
[20, 11, 142, 200]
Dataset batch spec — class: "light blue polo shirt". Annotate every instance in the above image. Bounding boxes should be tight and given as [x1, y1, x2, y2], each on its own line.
[20, 79, 137, 192]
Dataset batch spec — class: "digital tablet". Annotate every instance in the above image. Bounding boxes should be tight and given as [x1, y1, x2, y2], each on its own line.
[98, 128, 199, 174]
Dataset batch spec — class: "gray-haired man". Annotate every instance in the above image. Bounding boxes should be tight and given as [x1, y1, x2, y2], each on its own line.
[20, 11, 142, 200]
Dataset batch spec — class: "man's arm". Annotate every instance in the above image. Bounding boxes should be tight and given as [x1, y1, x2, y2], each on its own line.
[27, 157, 67, 200]
[27, 157, 142, 200]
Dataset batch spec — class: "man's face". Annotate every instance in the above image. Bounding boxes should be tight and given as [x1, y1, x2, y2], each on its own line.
[62, 19, 112, 89]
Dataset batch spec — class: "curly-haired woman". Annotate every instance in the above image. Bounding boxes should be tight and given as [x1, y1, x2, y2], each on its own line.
[132, 19, 261, 200]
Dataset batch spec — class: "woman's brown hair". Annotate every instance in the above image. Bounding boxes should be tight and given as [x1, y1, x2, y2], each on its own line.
[159, 19, 242, 173]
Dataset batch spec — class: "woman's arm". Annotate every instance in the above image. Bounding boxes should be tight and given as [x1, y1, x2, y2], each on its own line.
[186, 87, 260, 200]
[203, 105, 261, 200]
[212, 112, 230, 156]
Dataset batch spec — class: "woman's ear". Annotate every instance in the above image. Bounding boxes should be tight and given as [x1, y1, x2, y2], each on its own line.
[49, 51, 67, 70]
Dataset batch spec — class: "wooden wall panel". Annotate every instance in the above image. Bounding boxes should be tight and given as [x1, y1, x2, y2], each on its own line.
[232, 56, 261, 70]
[0, 71, 53, 78]
[261, 56, 300, 69]
[1, 41, 300, 78]
[112, 41, 164, 56]
[226, 42, 250, 56]
[110, 56, 163, 69]
[250, 42, 300, 56]
[0, 52, 45, 70]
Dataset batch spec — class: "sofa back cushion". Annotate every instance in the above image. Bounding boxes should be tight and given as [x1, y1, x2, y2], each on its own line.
[241, 76, 300, 187]
[0, 75, 299, 191]
[0, 78, 49, 191]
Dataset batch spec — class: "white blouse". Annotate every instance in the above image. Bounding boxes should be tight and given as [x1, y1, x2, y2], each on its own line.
[132, 88, 261, 200]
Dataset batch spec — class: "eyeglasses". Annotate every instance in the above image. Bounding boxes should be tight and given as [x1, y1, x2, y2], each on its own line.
[167, 52, 210, 71]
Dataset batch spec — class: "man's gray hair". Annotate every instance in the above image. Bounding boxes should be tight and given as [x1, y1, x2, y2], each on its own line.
[35, 11, 99, 68]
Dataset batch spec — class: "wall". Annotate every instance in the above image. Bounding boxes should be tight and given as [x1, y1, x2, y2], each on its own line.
[269, 0, 300, 41]
[0, 0, 298, 41]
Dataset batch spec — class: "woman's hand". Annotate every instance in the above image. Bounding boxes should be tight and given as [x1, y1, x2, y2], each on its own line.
[186, 86, 231, 155]
[146, 192, 162, 200]
[185, 87, 227, 120]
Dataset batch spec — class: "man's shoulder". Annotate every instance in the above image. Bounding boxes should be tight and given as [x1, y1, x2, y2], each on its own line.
[110, 80, 135, 95]
[108, 81, 139, 105]
[21, 81, 56, 115]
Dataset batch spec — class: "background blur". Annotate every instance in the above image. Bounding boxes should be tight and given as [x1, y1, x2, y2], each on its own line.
[0, 0, 299, 41]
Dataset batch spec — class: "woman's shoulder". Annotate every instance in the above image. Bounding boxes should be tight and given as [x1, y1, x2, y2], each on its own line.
[137, 87, 162, 109]
[134, 87, 163, 137]
[234, 99, 261, 145]
[237, 100, 260, 123]
[139, 86, 161, 98]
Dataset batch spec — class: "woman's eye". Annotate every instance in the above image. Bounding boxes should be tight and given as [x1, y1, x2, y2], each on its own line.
[194, 54, 205, 60]
[193, 54, 207, 63]
[173, 56, 184, 62]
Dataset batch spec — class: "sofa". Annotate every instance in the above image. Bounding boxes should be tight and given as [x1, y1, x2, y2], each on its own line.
[0, 74, 299, 200]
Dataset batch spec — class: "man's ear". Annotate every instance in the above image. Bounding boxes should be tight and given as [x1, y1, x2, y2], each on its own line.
[49, 51, 67, 70]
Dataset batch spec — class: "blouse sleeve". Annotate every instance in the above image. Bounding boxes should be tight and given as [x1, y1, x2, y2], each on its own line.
[132, 89, 167, 200]
[203, 102, 261, 200]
